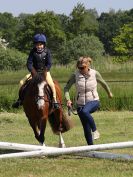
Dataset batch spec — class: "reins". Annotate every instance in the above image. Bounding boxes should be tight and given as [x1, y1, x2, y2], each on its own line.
[67, 105, 78, 116]
[36, 86, 78, 116]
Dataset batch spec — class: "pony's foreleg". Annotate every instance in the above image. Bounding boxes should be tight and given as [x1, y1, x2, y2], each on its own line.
[39, 118, 47, 146]
[59, 132, 66, 148]
[28, 119, 40, 143]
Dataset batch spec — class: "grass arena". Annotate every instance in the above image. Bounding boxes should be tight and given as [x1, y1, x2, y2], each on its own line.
[0, 111, 133, 177]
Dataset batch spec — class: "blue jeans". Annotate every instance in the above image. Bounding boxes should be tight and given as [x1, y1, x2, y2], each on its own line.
[77, 100, 100, 145]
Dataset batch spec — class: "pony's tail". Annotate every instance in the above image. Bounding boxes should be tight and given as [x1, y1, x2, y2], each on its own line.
[48, 111, 74, 135]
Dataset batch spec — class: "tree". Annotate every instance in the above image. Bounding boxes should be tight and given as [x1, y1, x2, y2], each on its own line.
[15, 11, 66, 54]
[68, 3, 99, 37]
[0, 12, 19, 47]
[113, 22, 133, 58]
[98, 9, 133, 55]
[57, 14, 71, 39]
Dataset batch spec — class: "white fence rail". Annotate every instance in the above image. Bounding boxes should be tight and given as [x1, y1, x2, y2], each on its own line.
[0, 141, 133, 159]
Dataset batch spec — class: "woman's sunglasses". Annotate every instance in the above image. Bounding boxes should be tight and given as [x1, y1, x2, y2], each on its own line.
[78, 66, 86, 70]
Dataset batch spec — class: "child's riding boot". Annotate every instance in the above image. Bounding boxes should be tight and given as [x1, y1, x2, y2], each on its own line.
[12, 98, 22, 108]
[53, 101, 60, 109]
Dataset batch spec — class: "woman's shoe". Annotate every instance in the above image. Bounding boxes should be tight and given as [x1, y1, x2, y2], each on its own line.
[93, 130, 100, 140]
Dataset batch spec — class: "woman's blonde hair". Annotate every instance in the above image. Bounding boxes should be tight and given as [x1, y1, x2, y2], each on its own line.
[77, 56, 92, 68]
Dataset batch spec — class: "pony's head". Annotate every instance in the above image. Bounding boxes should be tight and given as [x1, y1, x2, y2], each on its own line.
[32, 70, 47, 110]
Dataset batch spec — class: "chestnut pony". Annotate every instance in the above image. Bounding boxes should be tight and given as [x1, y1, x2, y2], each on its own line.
[21, 69, 72, 147]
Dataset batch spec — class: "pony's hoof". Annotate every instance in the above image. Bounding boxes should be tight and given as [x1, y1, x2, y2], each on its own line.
[59, 143, 66, 148]
[39, 142, 46, 147]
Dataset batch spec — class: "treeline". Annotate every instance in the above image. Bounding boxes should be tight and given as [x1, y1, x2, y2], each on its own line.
[0, 3, 133, 70]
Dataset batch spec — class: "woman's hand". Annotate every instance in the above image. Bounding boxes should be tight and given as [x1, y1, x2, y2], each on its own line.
[67, 100, 72, 107]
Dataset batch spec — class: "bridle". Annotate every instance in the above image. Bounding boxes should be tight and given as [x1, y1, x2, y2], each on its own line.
[35, 95, 50, 103]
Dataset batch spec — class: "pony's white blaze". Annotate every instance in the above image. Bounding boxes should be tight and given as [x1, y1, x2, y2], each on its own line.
[37, 81, 46, 109]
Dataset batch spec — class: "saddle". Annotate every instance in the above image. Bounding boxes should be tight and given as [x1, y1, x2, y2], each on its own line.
[19, 79, 31, 102]
[44, 82, 60, 109]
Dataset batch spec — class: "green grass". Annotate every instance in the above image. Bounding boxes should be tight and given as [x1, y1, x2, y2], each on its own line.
[0, 70, 28, 85]
[0, 67, 133, 111]
[0, 111, 133, 177]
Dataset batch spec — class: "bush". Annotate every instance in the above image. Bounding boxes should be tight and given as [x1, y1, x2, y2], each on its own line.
[0, 95, 13, 111]
[58, 34, 105, 64]
[0, 47, 27, 70]
[113, 56, 133, 63]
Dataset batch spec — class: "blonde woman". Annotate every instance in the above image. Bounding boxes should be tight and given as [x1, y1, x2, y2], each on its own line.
[64, 57, 113, 145]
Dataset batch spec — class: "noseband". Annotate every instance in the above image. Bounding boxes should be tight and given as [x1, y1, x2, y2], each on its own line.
[35, 95, 49, 103]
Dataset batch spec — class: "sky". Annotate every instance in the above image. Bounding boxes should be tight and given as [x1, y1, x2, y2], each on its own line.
[0, 0, 133, 16]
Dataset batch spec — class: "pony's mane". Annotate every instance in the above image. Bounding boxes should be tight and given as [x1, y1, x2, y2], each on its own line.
[31, 73, 45, 85]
